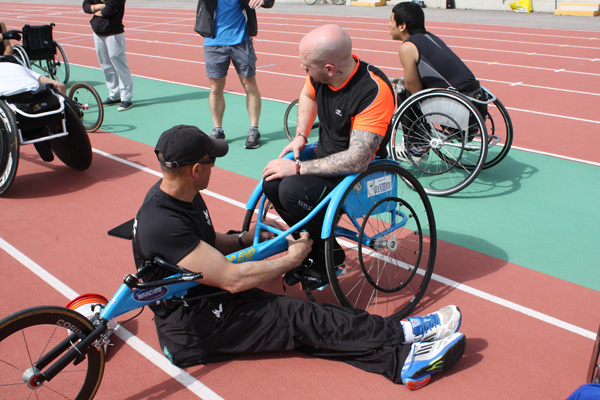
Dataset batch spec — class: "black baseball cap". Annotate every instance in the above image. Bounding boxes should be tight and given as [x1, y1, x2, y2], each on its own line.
[154, 125, 228, 168]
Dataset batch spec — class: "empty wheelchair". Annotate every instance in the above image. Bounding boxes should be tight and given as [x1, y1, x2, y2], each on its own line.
[242, 144, 437, 319]
[12, 23, 70, 85]
[0, 82, 92, 196]
[388, 86, 513, 196]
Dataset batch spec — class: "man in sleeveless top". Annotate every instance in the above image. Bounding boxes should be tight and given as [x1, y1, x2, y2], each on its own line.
[389, 2, 487, 160]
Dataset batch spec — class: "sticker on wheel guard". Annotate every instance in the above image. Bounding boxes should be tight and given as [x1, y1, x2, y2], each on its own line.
[367, 175, 393, 197]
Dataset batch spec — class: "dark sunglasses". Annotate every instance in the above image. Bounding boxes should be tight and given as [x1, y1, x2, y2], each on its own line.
[197, 156, 216, 165]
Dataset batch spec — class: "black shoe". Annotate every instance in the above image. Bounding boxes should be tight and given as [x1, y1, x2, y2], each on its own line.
[245, 128, 260, 149]
[102, 97, 120, 106]
[117, 101, 133, 111]
[211, 128, 225, 140]
[283, 240, 346, 291]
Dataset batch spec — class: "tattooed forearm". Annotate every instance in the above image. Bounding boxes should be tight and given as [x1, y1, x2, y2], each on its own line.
[301, 130, 383, 177]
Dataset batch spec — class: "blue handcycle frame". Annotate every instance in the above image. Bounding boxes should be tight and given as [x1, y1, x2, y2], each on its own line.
[99, 144, 413, 323]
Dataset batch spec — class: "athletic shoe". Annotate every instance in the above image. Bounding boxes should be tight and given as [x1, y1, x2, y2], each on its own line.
[211, 128, 225, 140]
[245, 128, 260, 149]
[401, 332, 466, 391]
[408, 305, 462, 343]
[395, 143, 429, 165]
[117, 101, 133, 111]
[102, 97, 120, 106]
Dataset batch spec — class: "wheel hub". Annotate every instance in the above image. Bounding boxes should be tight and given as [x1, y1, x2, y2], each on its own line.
[373, 237, 398, 252]
[430, 138, 444, 149]
[23, 367, 44, 389]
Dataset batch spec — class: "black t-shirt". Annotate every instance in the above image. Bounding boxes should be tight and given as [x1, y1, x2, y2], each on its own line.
[132, 180, 216, 287]
[406, 32, 476, 90]
[308, 57, 395, 160]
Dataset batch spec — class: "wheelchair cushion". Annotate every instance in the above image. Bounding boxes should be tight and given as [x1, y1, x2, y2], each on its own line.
[22, 24, 55, 61]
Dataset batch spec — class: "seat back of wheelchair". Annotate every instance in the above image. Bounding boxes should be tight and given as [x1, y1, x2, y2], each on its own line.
[21, 24, 56, 61]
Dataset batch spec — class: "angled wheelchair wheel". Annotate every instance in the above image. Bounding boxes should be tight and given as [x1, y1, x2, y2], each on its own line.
[0, 101, 20, 196]
[48, 42, 70, 85]
[50, 100, 93, 171]
[12, 44, 31, 68]
[481, 97, 513, 169]
[389, 89, 488, 196]
[242, 194, 276, 233]
[0, 306, 105, 400]
[68, 82, 104, 132]
[283, 98, 319, 142]
[324, 161, 436, 320]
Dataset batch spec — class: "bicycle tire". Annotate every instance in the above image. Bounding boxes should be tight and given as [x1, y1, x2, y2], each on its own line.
[325, 161, 436, 319]
[69, 82, 104, 132]
[0, 306, 105, 400]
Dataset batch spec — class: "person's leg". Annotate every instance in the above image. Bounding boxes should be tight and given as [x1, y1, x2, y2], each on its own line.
[208, 77, 226, 128]
[93, 33, 119, 101]
[105, 33, 133, 103]
[238, 74, 261, 128]
[204, 46, 231, 137]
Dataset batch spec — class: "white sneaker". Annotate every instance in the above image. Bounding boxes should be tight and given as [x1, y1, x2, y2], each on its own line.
[395, 143, 429, 165]
[401, 332, 466, 391]
[408, 305, 462, 342]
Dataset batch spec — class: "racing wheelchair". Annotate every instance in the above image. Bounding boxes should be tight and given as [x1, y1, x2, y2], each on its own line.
[283, 84, 512, 197]
[0, 63, 92, 196]
[0, 144, 436, 399]
[12, 23, 70, 85]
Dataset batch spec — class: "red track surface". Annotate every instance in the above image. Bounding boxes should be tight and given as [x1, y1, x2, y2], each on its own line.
[1, 3, 599, 399]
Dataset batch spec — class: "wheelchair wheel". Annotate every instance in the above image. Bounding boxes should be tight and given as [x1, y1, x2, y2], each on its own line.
[283, 98, 319, 142]
[481, 97, 513, 169]
[12, 44, 31, 68]
[305, 0, 319, 4]
[324, 161, 436, 320]
[68, 82, 104, 132]
[0, 101, 20, 196]
[50, 100, 93, 171]
[48, 42, 70, 85]
[242, 194, 276, 234]
[0, 306, 105, 399]
[332, 0, 346, 4]
[389, 89, 488, 196]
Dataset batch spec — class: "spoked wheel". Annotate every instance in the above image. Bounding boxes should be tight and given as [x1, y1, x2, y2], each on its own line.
[68, 82, 104, 132]
[51, 100, 93, 171]
[0, 306, 105, 400]
[332, 0, 346, 4]
[389, 89, 488, 196]
[0, 101, 20, 196]
[324, 161, 436, 319]
[12, 44, 31, 68]
[48, 42, 70, 85]
[481, 98, 513, 169]
[283, 98, 320, 142]
[242, 194, 277, 233]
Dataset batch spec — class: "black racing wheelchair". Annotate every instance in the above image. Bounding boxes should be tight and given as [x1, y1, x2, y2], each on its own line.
[0, 59, 92, 196]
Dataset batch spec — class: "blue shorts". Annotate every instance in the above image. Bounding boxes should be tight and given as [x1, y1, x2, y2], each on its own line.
[203, 40, 257, 79]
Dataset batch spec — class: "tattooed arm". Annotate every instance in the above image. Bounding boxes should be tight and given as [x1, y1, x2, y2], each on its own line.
[262, 129, 383, 181]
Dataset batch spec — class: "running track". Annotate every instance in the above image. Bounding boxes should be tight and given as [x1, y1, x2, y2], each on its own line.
[0, 3, 599, 399]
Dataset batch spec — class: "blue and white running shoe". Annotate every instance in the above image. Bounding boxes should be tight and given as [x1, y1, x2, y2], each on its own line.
[408, 305, 462, 342]
[401, 332, 466, 391]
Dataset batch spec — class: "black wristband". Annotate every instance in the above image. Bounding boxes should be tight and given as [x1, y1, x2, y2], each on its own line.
[238, 231, 247, 247]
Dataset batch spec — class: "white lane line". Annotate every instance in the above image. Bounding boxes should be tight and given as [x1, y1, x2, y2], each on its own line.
[0, 236, 223, 400]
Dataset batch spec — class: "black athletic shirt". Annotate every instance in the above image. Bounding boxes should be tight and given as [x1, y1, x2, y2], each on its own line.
[406, 32, 476, 90]
[306, 56, 395, 159]
[132, 180, 216, 283]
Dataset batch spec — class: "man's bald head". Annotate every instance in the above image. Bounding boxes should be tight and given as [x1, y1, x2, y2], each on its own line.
[299, 24, 352, 67]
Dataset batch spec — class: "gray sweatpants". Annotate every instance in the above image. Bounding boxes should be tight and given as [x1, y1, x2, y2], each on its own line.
[93, 32, 133, 102]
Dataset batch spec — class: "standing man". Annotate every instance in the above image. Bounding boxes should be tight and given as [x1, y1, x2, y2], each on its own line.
[83, 0, 134, 111]
[194, 0, 274, 149]
[261, 24, 395, 291]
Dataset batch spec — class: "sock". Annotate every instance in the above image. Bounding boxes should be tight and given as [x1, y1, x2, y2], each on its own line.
[401, 321, 415, 344]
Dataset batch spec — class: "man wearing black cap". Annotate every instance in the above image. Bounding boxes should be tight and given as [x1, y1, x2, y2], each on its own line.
[131, 125, 465, 389]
